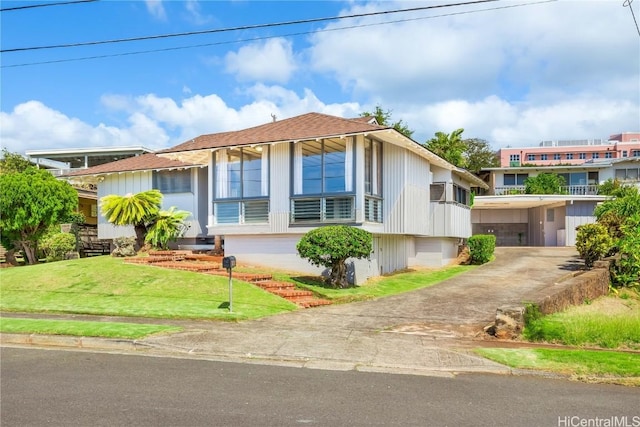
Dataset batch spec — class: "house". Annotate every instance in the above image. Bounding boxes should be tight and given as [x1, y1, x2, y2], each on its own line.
[66, 112, 487, 283]
[472, 157, 640, 247]
[498, 132, 640, 167]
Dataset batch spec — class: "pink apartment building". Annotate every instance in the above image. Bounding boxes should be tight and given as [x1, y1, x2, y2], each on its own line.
[499, 132, 640, 167]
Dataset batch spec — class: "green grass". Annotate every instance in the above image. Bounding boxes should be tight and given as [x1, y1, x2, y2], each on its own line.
[476, 347, 640, 379]
[524, 295, 640, 349]
[0, 256, 298, 320]
[0, 317, 182, 339]
[280, 266, 475, 303]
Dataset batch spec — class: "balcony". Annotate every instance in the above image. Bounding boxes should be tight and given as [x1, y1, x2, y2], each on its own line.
[493, 185, 600, 196]
[291, 196, 354, 224]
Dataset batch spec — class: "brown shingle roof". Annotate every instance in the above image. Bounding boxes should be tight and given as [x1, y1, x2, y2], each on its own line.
[64, 153, 198, 177]
[160, 112, 389, 154]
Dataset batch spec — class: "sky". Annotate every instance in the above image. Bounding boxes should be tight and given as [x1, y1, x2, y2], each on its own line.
[1, 0, 639, 155]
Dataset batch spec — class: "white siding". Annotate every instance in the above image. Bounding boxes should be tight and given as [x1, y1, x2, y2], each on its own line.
[404, 151, 430, 235]
[383, 144, 406, 234]
[97, 172, 152, 239]
[409, 237, 459, 267]
[430, 203, 471, 238]
[565, 201, 598, 246]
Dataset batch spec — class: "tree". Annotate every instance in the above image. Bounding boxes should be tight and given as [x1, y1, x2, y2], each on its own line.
[296, 225, 372, 288]
[145, 207, 191, 250]
[462, 138, 499, 173]
[424, 128, 467, 167]
[0, 168, 78, 264]
[0, 149, 33, 174]
[100, 190, 162, 249]
[524, 173, 566, 194]
[360, 105, 414, 139]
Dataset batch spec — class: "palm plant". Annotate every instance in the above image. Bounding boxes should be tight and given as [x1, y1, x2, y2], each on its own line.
[100, 190, 162, 249]
[145, 207, 191, 250]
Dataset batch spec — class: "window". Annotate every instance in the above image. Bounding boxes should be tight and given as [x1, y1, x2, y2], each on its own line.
[293, 139, 353, 195]
[509, 154, 520, 162]
[364, 138, 383, 222]
[566, 153, 573, 160]
[633, 150, 640, 157]
[592, 153, 600, 159]
[541, 154, 548, 161]
[579, 153, 586, 160]
[622, 151, 628, 158]
[527, 154, 535, 161]
[546, 208, 555, 222]
[605, 152, 613, 159]
[503, 173, 528, 186]
[453, 185, 469, 206]
[553, 153, 561, 160]
[213, 146, 269, 224]
[291, 138, 355, 224]
[153, 169, 192, 193]
[215, 146, 269, 199]
[615, 168, 640, 181]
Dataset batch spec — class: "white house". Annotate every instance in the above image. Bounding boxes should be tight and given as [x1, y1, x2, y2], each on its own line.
[67, 112, 487, 283]
[472, 157, 640, 247]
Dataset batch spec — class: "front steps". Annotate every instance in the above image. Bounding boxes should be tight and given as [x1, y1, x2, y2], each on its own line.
[124, 251, 331, 309]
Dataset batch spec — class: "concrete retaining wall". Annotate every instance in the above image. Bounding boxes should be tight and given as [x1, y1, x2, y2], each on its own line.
[489, 262, 610, 339]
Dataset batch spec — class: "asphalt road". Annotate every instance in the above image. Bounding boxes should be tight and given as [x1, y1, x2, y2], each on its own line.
[1, 347, 638, 427]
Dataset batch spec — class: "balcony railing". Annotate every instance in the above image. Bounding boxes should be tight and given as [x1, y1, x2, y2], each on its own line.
[493, 185, 600, 196]
[214, 199, 269, 224]
[291, 196, 354, 224]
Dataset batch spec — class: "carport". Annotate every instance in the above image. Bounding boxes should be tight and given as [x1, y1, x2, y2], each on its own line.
[471, 195, 608, 246]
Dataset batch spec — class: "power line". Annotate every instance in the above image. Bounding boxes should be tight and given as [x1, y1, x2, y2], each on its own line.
[0, 0, 98, 12]
[1, 0, 498, 53]
[622, 0, 640, 37]
[1, 0, 557, 69]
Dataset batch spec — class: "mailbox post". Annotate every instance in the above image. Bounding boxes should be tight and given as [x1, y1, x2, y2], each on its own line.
[222, 256, 236, 312]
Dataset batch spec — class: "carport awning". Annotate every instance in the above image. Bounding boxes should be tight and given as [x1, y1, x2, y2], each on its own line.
[474, 194, 609, 210]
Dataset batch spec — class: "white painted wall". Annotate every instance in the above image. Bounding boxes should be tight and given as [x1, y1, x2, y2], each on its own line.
[409, 237, 459, 267]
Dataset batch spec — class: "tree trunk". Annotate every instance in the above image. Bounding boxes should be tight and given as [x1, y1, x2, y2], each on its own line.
[329, 259, 348, 288]
[19, 241, 38, 265]
[214, 235, 223, 255]
[133, 224, 147, 250]
[5, 249, 19, 266]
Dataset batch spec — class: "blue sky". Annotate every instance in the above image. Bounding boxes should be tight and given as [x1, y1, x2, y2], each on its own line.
[1, 0, 639, 155]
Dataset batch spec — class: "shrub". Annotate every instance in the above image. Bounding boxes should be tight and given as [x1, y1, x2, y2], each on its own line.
[40, 232, 76, 262]
[611, 213, 640, 289]
[296, 225, 372, 288]
[575, 223, 613, 268]
[145, 207, 191, 250]
[467, 234, 496, 265]
[111, 237, 136, 257]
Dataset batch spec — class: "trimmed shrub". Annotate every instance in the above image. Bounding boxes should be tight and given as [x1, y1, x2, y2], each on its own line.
[468, 234, 496, 265]
[296, 225, 372, 288]
[575, 223, 613, 268]
[40, 232, 76, 262]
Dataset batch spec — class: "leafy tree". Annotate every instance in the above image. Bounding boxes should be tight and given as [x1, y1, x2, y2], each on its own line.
[145, 207, 191, 250]
[360, 105, 414, 139]
[424, 128, 467, 167]
[0, 149, 33, 174]
[40, 232, 76, 262]
[296, 225, 372, 288]
[100, 190, 162, 250]
[462, 138, 499, 173]
[0, 168, 78, 264]
[524, 173, 566, 194]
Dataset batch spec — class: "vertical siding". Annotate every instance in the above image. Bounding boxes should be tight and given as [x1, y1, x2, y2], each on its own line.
[403, 152, 430, 235]
[354, 135, 365, 223]
[373, 234, 409, 274]
[270, 142, 290, 233]
[528, 207, 544, 247]
[196, 167, 208, 236]
[383, 144, 406, 234]
[97, 172, 152, 239]
[565, 201, 598, 246]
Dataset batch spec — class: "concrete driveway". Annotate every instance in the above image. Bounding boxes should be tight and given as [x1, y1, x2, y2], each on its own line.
[138, 246, 583, 373]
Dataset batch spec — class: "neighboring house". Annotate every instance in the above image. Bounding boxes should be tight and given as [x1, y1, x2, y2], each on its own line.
[66, 112, 487, 283]
[472, 157, 640, 247]
[498, 132, 640, 168]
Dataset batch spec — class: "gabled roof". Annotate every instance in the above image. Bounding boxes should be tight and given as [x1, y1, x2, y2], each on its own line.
[159, 112, 389, 154]
[64, 153, 199, 177]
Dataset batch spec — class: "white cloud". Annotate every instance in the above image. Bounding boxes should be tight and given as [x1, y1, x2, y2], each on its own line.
[224, 38, 298, 84]
[0, 101, 169, 154]
[145, 0, 166, 21]
[184, 0, 211, 25]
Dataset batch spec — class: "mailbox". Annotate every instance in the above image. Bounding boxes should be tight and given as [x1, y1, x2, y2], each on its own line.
[222, 256, 236, 269]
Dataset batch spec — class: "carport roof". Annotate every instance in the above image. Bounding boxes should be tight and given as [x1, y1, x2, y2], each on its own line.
[474, 194, 610, 209]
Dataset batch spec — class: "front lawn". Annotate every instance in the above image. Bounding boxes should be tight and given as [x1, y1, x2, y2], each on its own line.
[0, 256, 298, 320]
